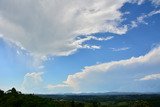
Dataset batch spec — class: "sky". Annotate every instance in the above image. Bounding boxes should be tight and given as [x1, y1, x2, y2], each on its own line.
[0, 0, 160, 94]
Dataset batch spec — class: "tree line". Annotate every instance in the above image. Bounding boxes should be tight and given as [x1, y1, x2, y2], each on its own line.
[0, 88, 160, 107]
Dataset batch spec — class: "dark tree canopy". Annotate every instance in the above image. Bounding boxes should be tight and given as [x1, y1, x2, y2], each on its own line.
[6, 87, 21, 94]
[0, 89, 4, 95]
[0, 88, 160, 107]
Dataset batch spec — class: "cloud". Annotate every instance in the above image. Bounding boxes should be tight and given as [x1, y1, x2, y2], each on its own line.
[22, 72, 44, 93]
[47, 84, 73, 94]
[80, 44, 101, 50]
[48, 46, 160, 93]
[0, 0, 158, 69]
[72, 35, 113, 50]
[110, 47, 130, 52]
[131, 0, 160, 5]
[149, 0, 160, 5]
[0, 0, 128, 58]
[129, 10, 160, 28]
[130, 0, 145, 5]
[89, 36, 114, 41]
[152, 0, 160, 5]
[139, 73, 160, 81]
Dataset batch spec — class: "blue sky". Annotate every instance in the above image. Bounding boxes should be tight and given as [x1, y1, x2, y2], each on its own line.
[0, 0, 160, 93]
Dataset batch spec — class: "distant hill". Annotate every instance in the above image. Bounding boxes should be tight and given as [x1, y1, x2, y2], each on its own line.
[38, 91, 160, 96]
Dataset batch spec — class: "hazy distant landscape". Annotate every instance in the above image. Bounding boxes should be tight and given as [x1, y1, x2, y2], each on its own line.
[0, 88, 160, 107]
[39, 93, 160, 107]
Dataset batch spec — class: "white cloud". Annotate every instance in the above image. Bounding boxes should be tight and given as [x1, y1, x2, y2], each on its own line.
[0, 0, 158, 68]
[139, 73, 160, 81]
[22, 72, 44, 93]
[48, 84, 69, 89]
[110, 47, 130, 51]
[49, 46, 160, 92]
[47, 84, 73, 94]
[72, 35, 113, 50]
[69, 35, 114, 50]
[80, 44, 101, 50]
[130, 0, 145, 5]
[0, 0, 128, 58]
[90, 36, 114, 41]
[131, 0, 160, 5]
[152, 0, 160, 5]
[130, 10, 160, 28]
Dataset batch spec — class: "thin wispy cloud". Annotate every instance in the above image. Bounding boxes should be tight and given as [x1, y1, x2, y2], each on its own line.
[129, 10, 160, 28]
[139, 73, 160, 81]
[110, 47, 130, 52]
[131, 0, 160, 5]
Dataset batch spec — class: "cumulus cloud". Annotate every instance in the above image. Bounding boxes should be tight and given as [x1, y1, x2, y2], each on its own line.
[0, 0, 128, 58]
[48, 46, 160, 93]
[0, 0, 158, 68]
[139, 73, 160, 81]
[22, 72, 44, 93]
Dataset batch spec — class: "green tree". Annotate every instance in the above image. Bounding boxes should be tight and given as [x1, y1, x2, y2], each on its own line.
[6, 87, 21, 95]
[0, 89, 4, 96]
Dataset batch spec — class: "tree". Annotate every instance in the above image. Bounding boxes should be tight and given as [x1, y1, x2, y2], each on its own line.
[0, 89, 4, 96]
[71, 100, 75, 107]
[6, 87, 21, 95]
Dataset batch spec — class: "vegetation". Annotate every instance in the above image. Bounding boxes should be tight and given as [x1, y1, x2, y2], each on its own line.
[0, 88, 160, 107]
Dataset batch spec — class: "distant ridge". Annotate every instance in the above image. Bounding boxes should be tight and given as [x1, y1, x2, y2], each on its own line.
[38, 92, 160, 96]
